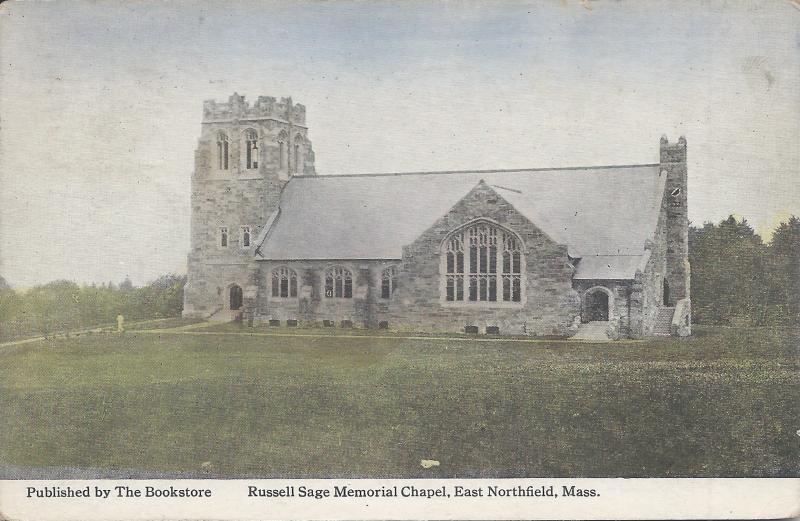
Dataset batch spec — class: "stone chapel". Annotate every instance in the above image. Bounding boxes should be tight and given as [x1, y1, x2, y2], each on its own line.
[183, 93, 691, 339]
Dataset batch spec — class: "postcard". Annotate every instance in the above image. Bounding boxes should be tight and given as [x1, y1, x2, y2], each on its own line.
[0, 1, 798, 519]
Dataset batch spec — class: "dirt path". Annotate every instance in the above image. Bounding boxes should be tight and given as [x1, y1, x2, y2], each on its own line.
[2, 319, 643, 349]
[0, 318, 187, 348]
[133, 325, 642, 344]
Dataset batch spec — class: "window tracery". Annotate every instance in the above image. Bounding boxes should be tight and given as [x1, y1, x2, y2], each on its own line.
[271, 267, 298, 298]
[325, 266, 352, 299]
[443, 222, 523, 303]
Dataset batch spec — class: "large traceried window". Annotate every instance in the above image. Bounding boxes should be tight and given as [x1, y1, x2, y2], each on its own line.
[325, 266, 352, 299]
[216, 131, 229, 170]
[271, 267, 298, 298]
[244, 129, 259, 169]
[444, 222, 523, 304]
[381, 266, 397, 299]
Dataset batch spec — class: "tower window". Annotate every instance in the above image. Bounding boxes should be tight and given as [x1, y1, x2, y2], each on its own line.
[381, 266, 397, 299]
[216, 131, 229, 170]
[277, 131, 288, 171]
[240, 226, 251, 248]
[294, 133, 304, 174]
[324, 266, 353, 299]
[244, 129, 259, 170]
[219, 227, 228, 248]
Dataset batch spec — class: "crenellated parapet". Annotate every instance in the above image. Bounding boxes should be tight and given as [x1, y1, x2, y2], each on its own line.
[659, 135, 687, 163]
[203, 93, 306, 125]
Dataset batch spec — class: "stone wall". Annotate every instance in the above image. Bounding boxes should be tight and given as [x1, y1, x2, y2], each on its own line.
[247, 183, 581, 336]
[384, 182, 581, 336]
[247, 260, 398, 327]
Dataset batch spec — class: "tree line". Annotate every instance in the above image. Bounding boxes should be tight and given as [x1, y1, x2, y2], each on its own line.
[689, 215, 799, 326]
[0, 274, 186, 341]
[0, 215, 797, 340]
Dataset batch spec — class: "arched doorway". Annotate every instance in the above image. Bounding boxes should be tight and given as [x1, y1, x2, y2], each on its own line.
[663, 280, 671, 306]
[585, 290, 609, 322]
[229, 284, 243, 311]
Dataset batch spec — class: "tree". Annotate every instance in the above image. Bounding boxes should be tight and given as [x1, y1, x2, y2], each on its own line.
[24, 281, 82, 335]
[766, 216, 800, 325]
[119, 277, 134, 291]
[689, 216, 768, 325]
[0, 284, 20, 340]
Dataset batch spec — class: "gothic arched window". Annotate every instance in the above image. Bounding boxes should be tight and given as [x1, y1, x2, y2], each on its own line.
[381, 266, 397, 299]
[271, 267, 298, 298]
[324, 266, 352, 299]
[277, 130, 288, 171]
[216, 131, 229, 170]
[244, 128, 259, 170]
[293, 134, 304, 174]
[443, 221, 524, 303]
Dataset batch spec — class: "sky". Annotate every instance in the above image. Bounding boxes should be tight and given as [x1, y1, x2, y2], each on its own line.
[0, 0, 798, 288]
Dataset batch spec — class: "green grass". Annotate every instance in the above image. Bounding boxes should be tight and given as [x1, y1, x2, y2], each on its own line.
[124, 317, 206, 331]
[0, 326, 797, 477]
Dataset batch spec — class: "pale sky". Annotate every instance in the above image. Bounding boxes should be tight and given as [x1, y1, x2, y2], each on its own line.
[0, 0, 798, 288]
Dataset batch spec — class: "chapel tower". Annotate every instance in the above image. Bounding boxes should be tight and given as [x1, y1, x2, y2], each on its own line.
[183, 93, 315, 317]
[659, 136, 690, 306]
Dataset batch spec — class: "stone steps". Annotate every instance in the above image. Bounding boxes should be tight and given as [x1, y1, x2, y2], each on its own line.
[572, 321, 612, 341]
[653, 307, 675, 336]
[208, 309, 241, 322]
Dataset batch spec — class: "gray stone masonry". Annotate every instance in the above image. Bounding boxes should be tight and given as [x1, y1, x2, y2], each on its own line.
[183, 94, 315, 316]
[384, 182, 581, 336]
[184, 95, 691, 338]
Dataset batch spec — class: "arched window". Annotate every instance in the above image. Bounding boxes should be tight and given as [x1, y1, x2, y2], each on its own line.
[277, 131, 288, 171]
[219, 227, 228, 248]
[443, 221, 523, 303]
[216, 131, 229, 170]
[324, 266, 352, 299]
[381, 266, 397, 299]
[240, 226, 251, 248]
[244, 128, 259, 169]
[271, 267, 298, 298]
[293, 134, 304, 174]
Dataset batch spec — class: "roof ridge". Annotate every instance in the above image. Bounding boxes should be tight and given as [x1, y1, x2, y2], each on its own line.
[292, 163, 660, 179]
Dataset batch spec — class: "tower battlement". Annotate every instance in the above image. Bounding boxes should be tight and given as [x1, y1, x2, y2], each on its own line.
[203, 93, 306, 125]
[659, 135, 687, 163]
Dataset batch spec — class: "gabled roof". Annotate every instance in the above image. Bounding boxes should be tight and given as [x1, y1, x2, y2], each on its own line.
[256, 164, 667, 279]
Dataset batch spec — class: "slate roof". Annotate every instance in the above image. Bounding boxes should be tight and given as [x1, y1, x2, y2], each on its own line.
[256, 164, 667, 280]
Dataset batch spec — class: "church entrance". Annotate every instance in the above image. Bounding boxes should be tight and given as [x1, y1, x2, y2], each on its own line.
[229, 284, 243, 311]
[585, 290, 609, 322]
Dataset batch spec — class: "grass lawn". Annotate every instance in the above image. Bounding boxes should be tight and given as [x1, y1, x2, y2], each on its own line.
[0, 326, 797, 478]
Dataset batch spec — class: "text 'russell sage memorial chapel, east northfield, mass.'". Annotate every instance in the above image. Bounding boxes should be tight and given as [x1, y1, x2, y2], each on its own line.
[183, 93, 692, 339]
